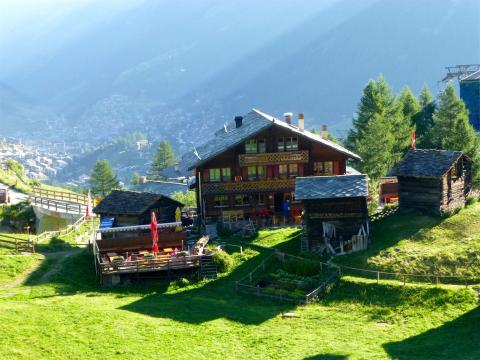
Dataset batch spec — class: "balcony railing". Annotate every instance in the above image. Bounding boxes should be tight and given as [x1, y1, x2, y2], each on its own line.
[202, 178, 295, 195]
[238, 150, 309, 166]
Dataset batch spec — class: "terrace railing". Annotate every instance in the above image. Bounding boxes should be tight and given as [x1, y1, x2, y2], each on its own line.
[202, 178, 295, 195]
[238, 150, 309, 167]
[97, 254, 202, 275]
[31, 196, 86, 214]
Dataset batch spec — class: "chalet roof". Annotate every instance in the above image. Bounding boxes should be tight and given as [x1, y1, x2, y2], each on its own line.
[131, 180, 188, 197]
[93, 190, 183, 216]
[295, 175, 368, 200]
[390, 149, 464, 178]
[182, 108, 361, 170]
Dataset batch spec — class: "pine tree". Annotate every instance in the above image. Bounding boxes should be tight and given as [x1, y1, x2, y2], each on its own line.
[430, 83, 480, 183]
[90, 160, 120, 197]
[131, 172, 141, 185]
[355, 114, 395, 179]
[414, 84, 436, 147]
[347, 75, 397, 150]
[151, 140, 177, 177]
[392, 87, 418, 161]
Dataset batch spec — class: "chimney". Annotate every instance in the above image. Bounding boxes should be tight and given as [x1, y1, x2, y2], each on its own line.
[321, 125, 328, 140]
[284, 112, 293, 125]
[298, 113, 305, 131]
[234, 116, 243, 128]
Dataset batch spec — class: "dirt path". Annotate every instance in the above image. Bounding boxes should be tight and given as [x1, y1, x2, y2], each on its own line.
[0, 249, 80, 297]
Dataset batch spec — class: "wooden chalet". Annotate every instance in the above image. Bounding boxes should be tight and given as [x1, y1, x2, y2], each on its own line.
[391, 149, 472, 215]
[295, 175, 369, 255]
[183, 109, 361, 223]
[93, 190, 210, 284]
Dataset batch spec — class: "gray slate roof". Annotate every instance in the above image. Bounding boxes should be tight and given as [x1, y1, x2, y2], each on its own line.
[295, 175, 368, 200]
[93, 190, 183, 216]
[182, 108, 361, 170]
[131, 180, 188, 197]
[390, 149, 464, 178]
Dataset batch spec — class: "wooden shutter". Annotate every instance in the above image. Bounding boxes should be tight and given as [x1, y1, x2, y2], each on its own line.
[333, 161, 340, 175]
[298, 164, 305, 177]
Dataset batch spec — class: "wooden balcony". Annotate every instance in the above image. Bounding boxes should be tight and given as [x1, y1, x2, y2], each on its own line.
[202, 178, 295, 195]
[238, 150, 309, 166]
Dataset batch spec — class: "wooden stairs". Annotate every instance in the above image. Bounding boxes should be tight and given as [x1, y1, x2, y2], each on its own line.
[199, 255, 218, 279]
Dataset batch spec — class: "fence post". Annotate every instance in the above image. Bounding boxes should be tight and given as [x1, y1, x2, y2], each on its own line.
[436, 276, 439, 287]
[377, 271, 380, 284]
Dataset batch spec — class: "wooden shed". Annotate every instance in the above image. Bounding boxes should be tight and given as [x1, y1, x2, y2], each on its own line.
[295, 175, 369, 255]
[93, 190, 183, 226]
[390, 149, 472, 215]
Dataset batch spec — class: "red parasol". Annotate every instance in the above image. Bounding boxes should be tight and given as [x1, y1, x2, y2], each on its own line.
[150, 211, 159, 253]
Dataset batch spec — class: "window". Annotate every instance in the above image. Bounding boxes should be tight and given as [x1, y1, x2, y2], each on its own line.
[257, 165, 266, 179]
[247, 166, 266, 180]
[209, 168, 221, 181]
[279, 164, 288, 179]
[221, 168, 231, 182]
[258, 139, 266, 153]
[255, 193, 266, 206]
[314, 161, 334, 175]
[248, 166, 257, 180]
[277, 138, 285, 152]
[288, 164, 298, 177]
[214, 195, 229, 208]
[285, 137, 298, 151]
[235, 194, 249, 207]
[245, 139, 257, 154]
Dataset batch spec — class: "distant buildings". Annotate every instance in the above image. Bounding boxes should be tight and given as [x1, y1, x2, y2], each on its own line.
[460, 70, 480, 131]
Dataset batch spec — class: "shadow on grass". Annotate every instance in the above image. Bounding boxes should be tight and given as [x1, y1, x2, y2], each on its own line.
[303, 355, 348, 360]
[383, 306, 480, 360]
[120, 247, 294, 325]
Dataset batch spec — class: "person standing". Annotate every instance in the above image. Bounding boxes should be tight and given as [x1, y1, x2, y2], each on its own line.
[283, 199, 291, 224]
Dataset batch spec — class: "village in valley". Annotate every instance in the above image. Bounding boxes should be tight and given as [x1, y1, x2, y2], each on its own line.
[1, 2, 480, 359]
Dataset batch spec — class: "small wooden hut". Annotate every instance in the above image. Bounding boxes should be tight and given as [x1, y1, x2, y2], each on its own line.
[295, 175, 369, 255]
[391, 149, 472, 215]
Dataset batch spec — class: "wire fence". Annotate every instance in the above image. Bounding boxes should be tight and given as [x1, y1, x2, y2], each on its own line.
[235, 251, 341, 304]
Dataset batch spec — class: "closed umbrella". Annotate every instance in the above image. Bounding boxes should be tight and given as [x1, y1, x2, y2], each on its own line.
[150, 211, 159, 255]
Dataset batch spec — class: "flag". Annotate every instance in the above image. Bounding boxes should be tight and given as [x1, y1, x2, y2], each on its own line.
[150, 211, 159, 252]
[411, 130, 416, 149]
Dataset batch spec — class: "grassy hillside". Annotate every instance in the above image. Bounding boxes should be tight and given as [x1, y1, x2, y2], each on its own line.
[0, 229, 479, 359]
[334, 202, 480, 279]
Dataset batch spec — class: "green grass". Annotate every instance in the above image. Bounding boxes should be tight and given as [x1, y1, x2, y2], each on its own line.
[334, 202, 480, 279]
[0, 228, 479, 359]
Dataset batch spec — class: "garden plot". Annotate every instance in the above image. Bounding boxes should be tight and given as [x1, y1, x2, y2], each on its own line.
[237, 252, 340, 303]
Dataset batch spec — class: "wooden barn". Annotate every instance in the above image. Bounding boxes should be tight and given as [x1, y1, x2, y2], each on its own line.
[295, 175, 369, 255]
[390, 149, 472, 215]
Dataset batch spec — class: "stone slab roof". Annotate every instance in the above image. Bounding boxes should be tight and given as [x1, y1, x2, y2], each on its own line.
[390, 149, 464, 178]
[93, 190, 183, 216]
[182, 108, 361, 170]
[295, 175, 368, 200]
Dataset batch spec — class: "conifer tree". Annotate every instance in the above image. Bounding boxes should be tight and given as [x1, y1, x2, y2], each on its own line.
[414, 84, 436, 147]
[391, 87, 418, 161]
[430, 83, 480, 183]
[356, 114, 395, 179]
[151, 140, 177, 177]
[90, 160, 120, 197]
[131, 172, 141, 186]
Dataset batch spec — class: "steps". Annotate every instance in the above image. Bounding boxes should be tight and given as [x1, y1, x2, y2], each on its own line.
[200, 255, 218, 279]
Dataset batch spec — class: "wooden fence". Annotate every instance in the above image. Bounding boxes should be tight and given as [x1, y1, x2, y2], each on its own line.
[31, 196, 86, 214]
[32, 187, 88, 205]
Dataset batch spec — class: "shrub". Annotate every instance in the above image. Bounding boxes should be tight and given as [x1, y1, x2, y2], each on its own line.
[212, 250, 233, 273]
[466, 196, 477, 207]
[216, 222, 232, 237]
